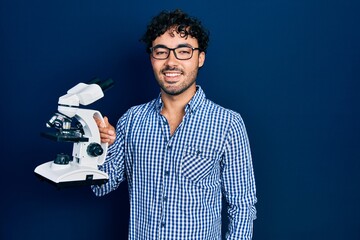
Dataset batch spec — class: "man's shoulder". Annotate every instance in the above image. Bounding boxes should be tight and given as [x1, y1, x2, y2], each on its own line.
[203, 98, 243, 121]
[202, 99, 249, 139]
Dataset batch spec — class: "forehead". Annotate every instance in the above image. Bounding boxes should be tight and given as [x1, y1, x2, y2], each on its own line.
[152, 30, 199, 48]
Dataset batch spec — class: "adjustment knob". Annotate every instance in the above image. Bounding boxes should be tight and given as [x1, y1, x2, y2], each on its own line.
[54, 153, 70, 165]
[87, 143, 103, 157]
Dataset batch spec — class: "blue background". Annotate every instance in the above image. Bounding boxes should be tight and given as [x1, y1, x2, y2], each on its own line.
[1, 0, 359, 239]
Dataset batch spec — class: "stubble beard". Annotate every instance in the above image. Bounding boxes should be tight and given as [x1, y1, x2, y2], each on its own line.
[159, 79, 196, 96]
[156, 68, 198, 96]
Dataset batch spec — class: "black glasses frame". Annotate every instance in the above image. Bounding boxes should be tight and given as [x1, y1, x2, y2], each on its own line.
[150, 45, 200, 60]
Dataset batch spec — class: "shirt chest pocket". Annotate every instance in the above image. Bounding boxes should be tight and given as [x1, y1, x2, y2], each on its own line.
[180, 145, 218, 184]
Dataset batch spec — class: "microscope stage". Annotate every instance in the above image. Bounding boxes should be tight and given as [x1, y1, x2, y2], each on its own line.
[41, 132, 89, 142]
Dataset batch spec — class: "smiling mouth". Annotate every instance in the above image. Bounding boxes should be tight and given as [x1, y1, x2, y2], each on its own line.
[162, 66, 183, 78]
[164, 72, 182, 77]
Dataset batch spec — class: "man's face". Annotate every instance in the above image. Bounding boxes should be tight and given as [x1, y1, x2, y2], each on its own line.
[150, 30, 205, 96]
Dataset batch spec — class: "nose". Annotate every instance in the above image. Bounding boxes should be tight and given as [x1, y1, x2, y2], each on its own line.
[165, 49, 178, 64]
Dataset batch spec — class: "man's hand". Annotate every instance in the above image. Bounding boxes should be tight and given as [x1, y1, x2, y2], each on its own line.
[94, 116, 116, 145]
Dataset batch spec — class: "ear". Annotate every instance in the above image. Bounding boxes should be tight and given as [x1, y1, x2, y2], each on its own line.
[198, 51, 205, 68]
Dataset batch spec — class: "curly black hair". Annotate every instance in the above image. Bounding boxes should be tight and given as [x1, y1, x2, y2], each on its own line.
[140, 9, 210, 54]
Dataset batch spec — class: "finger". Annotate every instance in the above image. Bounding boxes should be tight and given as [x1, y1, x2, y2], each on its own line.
[99, 132, 111, 143]
[103, 117, 115, 133]
[103, 116, 109, 127]
[98, 125, 115, 136]
[94, 116, 105, 128]
[100, 131, 116, 140]
[100, 132, 116, 144]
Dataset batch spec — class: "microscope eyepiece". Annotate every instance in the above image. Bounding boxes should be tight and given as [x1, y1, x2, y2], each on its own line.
[88, 78, 114, 92]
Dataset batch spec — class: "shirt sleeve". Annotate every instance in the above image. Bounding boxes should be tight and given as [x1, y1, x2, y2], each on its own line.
[91, 112, 127, 196]
[221, 114, 257, 240]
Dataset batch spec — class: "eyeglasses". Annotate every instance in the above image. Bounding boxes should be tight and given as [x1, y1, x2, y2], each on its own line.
[150, 45, 200, 60]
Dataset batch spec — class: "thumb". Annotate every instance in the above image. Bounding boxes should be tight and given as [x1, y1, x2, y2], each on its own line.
[102, 116, 109, 128]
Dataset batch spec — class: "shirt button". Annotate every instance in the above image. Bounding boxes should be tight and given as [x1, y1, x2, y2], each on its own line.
[164, 171, 170, 176]
[161, 222, 166, 228]
[163, 196, 168, 202]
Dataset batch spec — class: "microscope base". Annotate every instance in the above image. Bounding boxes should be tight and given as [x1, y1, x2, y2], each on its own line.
[34, 161, 108, 188]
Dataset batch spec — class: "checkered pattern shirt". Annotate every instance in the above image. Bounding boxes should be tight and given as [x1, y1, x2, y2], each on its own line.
[92, 86, 257, 239]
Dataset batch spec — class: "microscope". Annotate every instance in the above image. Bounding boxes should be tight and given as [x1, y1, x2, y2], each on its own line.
[34, 78, 114, 188]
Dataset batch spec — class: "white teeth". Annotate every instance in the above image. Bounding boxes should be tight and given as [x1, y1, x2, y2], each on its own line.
[165, 73, 181, 77]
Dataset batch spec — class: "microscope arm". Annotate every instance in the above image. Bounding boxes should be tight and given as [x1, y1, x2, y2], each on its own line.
[73, 108, 108, 167]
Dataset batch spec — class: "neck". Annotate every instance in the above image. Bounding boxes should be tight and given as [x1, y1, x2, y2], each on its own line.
[161, 86, 196, 114]
[160, 85, 196, 136]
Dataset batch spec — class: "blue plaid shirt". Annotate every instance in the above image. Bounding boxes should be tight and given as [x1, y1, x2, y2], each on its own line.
[92, 86, 257, 239]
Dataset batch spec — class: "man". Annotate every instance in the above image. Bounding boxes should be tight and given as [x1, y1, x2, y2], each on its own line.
[92, 9, 257, 239]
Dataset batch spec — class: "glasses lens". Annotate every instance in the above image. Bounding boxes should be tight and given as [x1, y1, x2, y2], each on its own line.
[152, 47, 169, 59]
[175, 47, 193, 60]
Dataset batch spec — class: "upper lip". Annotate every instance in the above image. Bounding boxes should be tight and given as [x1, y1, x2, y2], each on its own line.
[162, 67, 183, 74]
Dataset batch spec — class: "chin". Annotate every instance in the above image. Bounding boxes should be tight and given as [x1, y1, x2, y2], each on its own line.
[162, 87, 183, 96]
[162, 83, 195, 96]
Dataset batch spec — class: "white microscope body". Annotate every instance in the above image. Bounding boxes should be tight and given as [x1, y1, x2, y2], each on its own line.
[34, 79, 113, 187]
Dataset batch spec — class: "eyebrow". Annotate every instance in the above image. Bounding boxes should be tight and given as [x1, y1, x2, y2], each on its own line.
[153, 43, 194, 49]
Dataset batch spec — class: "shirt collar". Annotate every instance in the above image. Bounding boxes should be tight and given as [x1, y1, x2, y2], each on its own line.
[155, 85, 206, 113]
